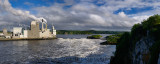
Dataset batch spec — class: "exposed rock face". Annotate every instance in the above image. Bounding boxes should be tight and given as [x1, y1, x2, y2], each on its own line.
[110, 15, 160, 64]
[132, 37, 155, 64]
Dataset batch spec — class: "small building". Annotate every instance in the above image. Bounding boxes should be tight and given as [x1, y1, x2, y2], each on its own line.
[23, 30, 28, 38]
[52, 26, 56, 36]
[0, 33, 4, 36]
[12, 27, 23, 38]
[0, 33, 4, 38]
[3, 28, 11, 38]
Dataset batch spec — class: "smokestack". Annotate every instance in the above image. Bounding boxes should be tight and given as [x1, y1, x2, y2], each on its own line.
[46, 23, 47, 30]
[42, 19, 44, 31]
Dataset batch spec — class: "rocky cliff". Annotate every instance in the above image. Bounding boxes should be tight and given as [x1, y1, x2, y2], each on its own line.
[132, 37, 155, 64]
[110, 15, 160, 64]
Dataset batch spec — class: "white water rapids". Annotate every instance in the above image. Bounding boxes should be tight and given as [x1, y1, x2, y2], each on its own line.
[0, 38, 116, 64]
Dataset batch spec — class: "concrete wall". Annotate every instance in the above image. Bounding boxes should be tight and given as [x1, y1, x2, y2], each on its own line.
[39, 29, 52, 38]
[53, 30, 56, 35]
[13, 27, 22, 34]
[23, 30, 28, 38]
[28, 21, 40, 38]
[12, 34, 20, 38]
[3, 28, 7, 35]
[3, 28, 11, 38]
[20, 35, 24, 38]
[5, 36, 11, 38]
[12, 27, 22, 38]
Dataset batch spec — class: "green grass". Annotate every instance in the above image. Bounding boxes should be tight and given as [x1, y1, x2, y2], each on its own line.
[87, 35, 102, 39]
[100, 34, 122, 45]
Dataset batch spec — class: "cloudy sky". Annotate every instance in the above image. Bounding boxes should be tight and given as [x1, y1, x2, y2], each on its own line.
[0, 0, 160, 31]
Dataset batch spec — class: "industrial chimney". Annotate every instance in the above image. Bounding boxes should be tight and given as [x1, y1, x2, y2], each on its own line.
[42, 19, 44, 31]
[45, 23, 47, 30]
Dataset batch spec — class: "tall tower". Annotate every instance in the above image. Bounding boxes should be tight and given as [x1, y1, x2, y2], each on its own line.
[45, 23, 47, 30]
[52, 26, 56, 35]
[3, 28, 11, 38]
[41, 19, 47, 31]
[41, 19, 44, 31]
[28, 21, 40, 38]
[3, 28, 7, 35]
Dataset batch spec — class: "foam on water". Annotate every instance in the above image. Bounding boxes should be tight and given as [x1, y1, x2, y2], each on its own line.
[56, 38, 101, 57]
[48, 38, 116, 64]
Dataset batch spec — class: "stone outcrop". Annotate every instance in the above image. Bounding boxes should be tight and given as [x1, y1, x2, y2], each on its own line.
[132, 37, 155, 64]
[110, 15, 160, 64]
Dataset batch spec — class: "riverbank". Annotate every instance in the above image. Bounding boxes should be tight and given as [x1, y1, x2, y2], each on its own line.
[0, 37, 57, 41]
[100, 42, 117, 45]
[57, 30, 127, 34]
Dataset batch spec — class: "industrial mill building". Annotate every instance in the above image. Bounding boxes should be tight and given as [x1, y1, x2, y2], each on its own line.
[1, 20, 56, 39]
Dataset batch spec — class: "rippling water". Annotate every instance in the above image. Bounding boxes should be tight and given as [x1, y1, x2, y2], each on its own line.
[0, 34, 116, 64]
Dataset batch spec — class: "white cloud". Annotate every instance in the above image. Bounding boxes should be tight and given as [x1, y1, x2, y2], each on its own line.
[0, 0, 35, 19]
[118, 12, 126, 17]
[0, 0, 160, 31]
[89, 14, 106, 25]
[0, 0, 48, 23]
[132, 15, 150, 23]
[32, 3, 137, 31]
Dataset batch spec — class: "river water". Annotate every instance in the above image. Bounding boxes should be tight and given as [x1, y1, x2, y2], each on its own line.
[0, 34, 116, 64]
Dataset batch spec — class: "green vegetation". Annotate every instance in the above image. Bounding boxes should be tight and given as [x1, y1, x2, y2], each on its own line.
[0, 30, 126, 34]
[100, 34, 122, 45]
[110, 14, 160, 64]
[87, 35, 102, 39]
[110, 32, 132, 64]
[57, 30, 126, 34]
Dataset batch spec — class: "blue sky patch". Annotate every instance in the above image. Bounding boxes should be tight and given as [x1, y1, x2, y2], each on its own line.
[114, 6, 154, 15]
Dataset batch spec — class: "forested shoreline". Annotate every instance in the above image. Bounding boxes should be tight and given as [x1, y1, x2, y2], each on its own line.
[56, 30, 127, 34]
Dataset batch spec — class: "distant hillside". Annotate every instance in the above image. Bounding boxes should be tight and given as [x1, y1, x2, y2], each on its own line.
[56, 30, 127, 34]
[0, 30, 126, 34]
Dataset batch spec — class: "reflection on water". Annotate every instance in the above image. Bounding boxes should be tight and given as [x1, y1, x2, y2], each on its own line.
[0, 35, 115, 64]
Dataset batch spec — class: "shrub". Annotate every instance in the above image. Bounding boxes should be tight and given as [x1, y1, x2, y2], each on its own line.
[87, 35, 102, 39]
[110, 32, 132, 64]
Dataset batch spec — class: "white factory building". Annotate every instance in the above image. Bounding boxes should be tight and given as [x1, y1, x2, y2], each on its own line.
[10, 20, 56, 39]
